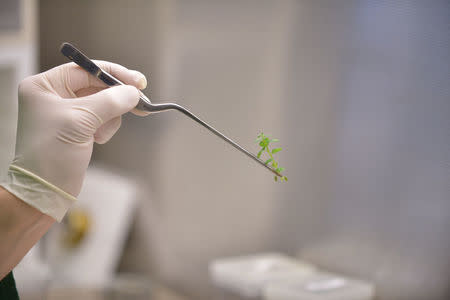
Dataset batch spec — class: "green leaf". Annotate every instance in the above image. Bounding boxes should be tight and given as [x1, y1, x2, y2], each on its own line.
[274, 176, 278, 182]
[265, 158, 273, 164]
[272, 148, 282, 154]
[275, 167, 285, 173]
[283, 176, 288, 181]
[270, 139, 279, 142]
[257, 149, 263, 158]
[256, 133, 265, 143]
[260, 137, 270, 148]
[272, 161, 278, 168]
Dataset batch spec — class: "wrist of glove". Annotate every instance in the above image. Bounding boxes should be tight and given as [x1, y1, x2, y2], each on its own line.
[1, 165, 76, 222]
[0, 61, 146, 222]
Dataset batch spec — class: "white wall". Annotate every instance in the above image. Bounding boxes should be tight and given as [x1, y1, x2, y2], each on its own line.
[39, 1, 450, 299]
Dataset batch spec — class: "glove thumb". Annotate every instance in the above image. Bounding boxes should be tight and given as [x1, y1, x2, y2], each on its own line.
[75, 85, 140, 125]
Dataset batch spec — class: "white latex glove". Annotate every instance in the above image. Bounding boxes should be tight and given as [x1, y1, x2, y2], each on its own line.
[0, 61, 146, 221]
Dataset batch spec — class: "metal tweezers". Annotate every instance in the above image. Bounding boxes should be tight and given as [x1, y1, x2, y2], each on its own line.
[60, 42, 282, 177]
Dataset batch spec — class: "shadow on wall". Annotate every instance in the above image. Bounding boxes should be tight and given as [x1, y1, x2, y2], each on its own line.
[279, 1, 450, 300]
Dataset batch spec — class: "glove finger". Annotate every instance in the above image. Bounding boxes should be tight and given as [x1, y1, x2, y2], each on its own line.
[75, 87, 103, 97]
[76, 87, 150, 117]
[94, 116, 122, 144]
[131, 107, 151, 116]
[74, 85, 139, 125]
[95, 63, 147, 90]
[44, 61, 147, 98]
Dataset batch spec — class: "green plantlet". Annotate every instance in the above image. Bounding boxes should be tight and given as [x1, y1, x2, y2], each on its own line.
[255, 132, 288, 182]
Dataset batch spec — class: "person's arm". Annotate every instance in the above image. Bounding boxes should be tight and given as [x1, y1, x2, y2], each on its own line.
[0, 186, 54, 280]
[0, 60, 147, 280]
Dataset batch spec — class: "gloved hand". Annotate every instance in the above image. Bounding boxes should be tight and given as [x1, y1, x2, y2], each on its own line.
[0, 61, 146, 221]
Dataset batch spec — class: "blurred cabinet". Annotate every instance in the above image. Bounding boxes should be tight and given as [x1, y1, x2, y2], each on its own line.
[0, 1, 39, 299]
[0, 0, 37, 178]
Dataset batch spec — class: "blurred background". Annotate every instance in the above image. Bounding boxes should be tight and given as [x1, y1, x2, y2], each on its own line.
[1, 0, 449, 299]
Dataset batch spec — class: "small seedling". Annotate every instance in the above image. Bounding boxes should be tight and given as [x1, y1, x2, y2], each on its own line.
[255, 132, 288, 182]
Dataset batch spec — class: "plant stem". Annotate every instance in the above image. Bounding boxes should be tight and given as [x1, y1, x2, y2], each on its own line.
[266, 146, 274, 161]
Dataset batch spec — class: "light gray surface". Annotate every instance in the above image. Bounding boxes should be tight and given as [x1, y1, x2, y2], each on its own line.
[39, 1, 450, 299]
[0, 67, 16, 180]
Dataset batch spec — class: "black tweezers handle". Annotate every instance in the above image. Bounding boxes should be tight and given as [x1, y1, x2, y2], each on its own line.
[60, 42, 121, 86]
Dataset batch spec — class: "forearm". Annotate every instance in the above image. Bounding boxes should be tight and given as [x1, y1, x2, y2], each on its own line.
[0, 186, 54, 280]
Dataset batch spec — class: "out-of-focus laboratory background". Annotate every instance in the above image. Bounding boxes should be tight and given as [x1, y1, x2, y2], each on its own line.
[1, 0, 449, 299]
